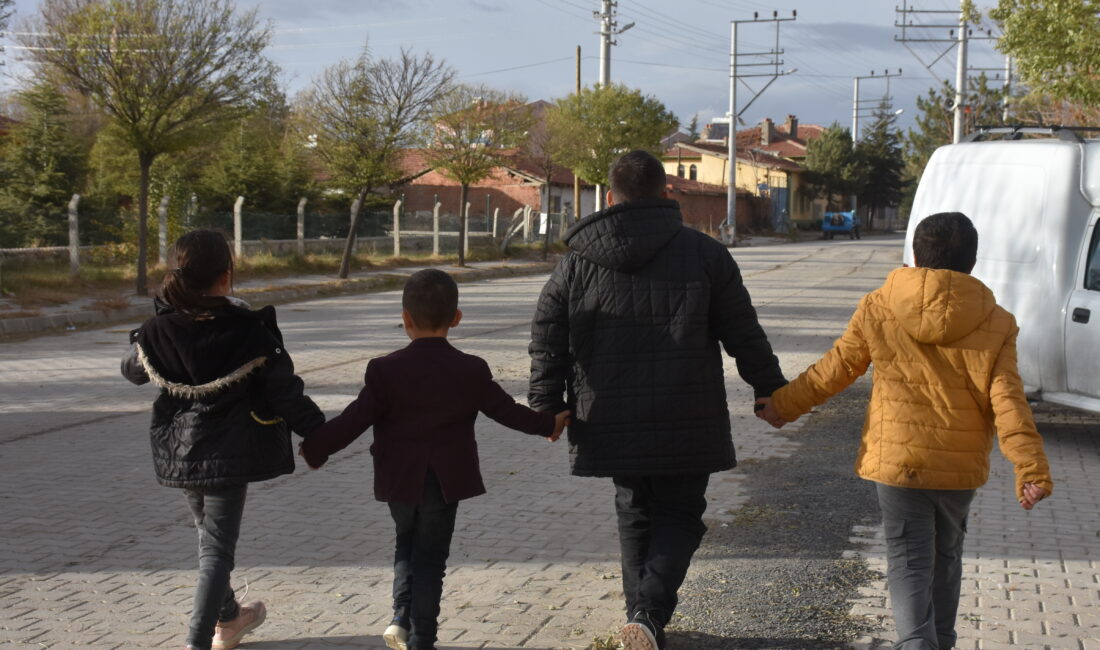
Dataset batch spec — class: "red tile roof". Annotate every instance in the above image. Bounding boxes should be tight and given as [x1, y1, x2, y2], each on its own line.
[665, 174, 749, 197]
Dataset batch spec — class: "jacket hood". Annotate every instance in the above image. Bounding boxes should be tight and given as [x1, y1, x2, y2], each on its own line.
[883, 267, 996, 345]
[564, 198, 683, 272]
[132, 300, 283, 397]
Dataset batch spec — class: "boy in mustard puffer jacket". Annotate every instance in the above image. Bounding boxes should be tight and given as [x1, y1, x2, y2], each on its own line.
[756, 212, 1052, 650]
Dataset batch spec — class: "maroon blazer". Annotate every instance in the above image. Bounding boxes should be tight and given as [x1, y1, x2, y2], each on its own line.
[301, 337, 554, 504]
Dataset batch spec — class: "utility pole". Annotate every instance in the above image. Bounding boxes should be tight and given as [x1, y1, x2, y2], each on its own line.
[952, 8, 968, 143]
[895, 0, 998, 143]
[574, 44, 582, 222]
[851, 69, 901, 213]
[852, 69, 901, 143]
[723, 10, 797, 246]
[595, 0, 633, 86]
[594, 1, 633, 212]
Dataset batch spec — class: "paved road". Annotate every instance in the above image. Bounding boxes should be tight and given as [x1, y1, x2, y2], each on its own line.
[1, 234, 1096, 649]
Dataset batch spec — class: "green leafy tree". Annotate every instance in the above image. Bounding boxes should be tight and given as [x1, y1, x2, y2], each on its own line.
[856, 102, 907, 230]
[801, 123, 866, 211]
[0, 83, 86, 247]
[687, 114, 700, 141]
[22, 0, 277, 295]
[296, 46, 454, 277]
[425, 84, 532, 266]
[548, 84, 678, 190]
[991, 0, 1100, 106]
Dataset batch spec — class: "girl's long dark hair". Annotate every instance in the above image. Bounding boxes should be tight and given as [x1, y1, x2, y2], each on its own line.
[160, 229, 234, 318]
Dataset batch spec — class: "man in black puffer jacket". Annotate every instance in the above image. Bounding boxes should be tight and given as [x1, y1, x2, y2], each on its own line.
[529, 150, 786, 650]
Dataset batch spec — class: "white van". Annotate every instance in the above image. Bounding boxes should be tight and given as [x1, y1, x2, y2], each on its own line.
[905, 127, 1100, 413]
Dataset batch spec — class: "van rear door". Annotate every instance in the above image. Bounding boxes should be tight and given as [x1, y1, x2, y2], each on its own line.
[1064, 211, 1100, 397]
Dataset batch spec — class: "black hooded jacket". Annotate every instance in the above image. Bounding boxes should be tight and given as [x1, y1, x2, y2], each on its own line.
[122, 298, 324, 488]
[528, 198, 786, 477]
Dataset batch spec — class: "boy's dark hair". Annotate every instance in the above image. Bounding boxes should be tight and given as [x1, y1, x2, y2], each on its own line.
[161, 229, 234, 318]
[913, 212, 978, 273]
[403, 269, 458, 329]
[609, 150, 667, 203]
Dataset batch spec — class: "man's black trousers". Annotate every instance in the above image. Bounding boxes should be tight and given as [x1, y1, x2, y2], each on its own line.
[613, 473, 710, 628]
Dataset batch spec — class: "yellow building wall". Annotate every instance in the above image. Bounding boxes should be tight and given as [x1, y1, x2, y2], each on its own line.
[664, 152, 826, 224]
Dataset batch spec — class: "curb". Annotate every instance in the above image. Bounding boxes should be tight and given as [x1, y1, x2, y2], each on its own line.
[0, 261, 556, 340]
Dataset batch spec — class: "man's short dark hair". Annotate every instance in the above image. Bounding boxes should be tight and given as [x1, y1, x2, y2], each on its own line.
[609, 150, 666, 203]
[912, 212, 978, 273]
[402, 269, 458, 329]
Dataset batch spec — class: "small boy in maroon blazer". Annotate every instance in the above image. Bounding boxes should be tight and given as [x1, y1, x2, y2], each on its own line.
[300, 268, 570, 650]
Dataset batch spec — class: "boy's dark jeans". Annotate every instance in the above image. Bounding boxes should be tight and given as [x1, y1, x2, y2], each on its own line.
[389, 470, 458, 649]
[613, 473, 710, 629]
[876, 483, 975, 650]
[183, 486, 246, 650]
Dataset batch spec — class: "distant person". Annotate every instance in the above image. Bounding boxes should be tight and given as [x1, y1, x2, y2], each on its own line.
[122, 229, 325, 650]
[300, 269, 570, 650]
[528, 150, 787, 650]
[757, 212, 1053, 650]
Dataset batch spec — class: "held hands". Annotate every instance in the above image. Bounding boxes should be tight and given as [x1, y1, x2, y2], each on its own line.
[754, 397, 787, 429]
[548, 410, 571, 442]
[1019, 482, 1048, 510]
[298, 442, 324, 470]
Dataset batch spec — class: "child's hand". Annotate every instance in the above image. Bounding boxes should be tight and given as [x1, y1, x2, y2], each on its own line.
[548, 410, 571, 442]
[1019, 482, 1048, 510]
[754, 397, 786, 429]
[298, 442, 324, 470]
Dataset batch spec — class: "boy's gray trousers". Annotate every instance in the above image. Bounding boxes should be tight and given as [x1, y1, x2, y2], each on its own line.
[875, 482, 977, 650]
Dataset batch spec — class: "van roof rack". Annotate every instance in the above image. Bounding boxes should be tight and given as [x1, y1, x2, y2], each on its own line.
[965, 125, 1100, 143]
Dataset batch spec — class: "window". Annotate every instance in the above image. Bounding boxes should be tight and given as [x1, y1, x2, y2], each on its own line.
[677, 164, 685, 177]
[1085, 220, 1100, 290]
[689, 164, 697, 181]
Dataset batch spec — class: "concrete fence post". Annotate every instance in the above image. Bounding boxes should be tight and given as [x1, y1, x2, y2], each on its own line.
[464, 202, 471, 258]
[297, 197, 307, 256]
[157, 195, 170, 266]
[233, 196, 244, 259]
[493, 207, 500, 238]
[432, 201, 441, 256]
[68, 194, 80, 276]
[393, 199, 403, 258]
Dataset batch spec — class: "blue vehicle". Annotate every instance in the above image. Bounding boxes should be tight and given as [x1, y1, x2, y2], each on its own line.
[822, 210, 861, 240]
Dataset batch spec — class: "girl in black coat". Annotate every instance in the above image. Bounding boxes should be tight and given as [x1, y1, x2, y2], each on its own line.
[122, 230, 324, 650]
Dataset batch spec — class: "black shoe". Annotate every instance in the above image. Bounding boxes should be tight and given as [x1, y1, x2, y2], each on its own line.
[621, 611, 664, 650]
[382, 616, 409, 650]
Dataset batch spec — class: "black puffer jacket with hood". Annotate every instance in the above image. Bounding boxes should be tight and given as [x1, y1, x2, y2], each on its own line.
[122, 297, 324, 488]
[529, 198, 787, 477]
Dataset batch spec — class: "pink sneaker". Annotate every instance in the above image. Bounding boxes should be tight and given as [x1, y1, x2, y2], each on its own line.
[211, 601, 266, 650]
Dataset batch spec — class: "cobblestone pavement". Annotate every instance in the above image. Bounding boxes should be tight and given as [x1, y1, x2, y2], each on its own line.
[2, 234, 1095, 649]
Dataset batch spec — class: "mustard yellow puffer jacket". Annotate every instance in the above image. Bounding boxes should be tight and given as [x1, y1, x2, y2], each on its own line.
[772, 267, 1052, 500]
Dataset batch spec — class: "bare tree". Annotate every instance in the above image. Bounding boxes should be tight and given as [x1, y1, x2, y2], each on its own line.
[521, 104, 561, 259]
[296, 46, 454, 278]
[21, 0, 276, 295]
[425, 84, 532, 267]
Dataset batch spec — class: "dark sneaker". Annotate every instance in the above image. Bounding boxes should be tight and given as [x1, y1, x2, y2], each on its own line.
[621, 611, 662, 650]
[383, 616, 409, 650]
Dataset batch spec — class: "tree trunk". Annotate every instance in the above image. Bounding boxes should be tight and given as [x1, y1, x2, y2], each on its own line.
[338, 189, 367, 279]
[457, 183, 468, 267]
[136, 153, 153, 296]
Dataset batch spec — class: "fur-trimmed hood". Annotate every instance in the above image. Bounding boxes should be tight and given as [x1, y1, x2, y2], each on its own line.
[130, 297, 285, 401]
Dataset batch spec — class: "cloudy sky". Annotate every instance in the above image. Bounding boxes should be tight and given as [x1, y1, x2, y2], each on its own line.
[2, 0, 1010, 136]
